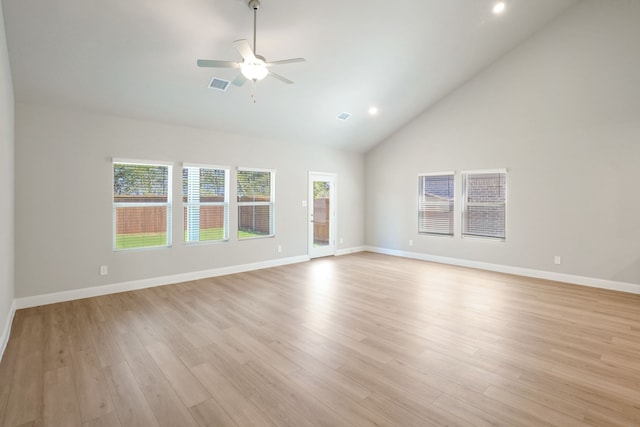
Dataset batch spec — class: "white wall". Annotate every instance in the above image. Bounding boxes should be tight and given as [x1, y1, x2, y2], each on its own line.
[366, 0, 640, 286]
[0, 0, 15, 347]
[14, 104, 365, 298]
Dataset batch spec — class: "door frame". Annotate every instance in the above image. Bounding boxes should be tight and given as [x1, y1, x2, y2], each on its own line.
[308, 172, 337, 258]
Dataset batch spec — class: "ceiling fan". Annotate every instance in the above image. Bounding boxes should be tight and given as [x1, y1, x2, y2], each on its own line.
[197, 0, 305, 86]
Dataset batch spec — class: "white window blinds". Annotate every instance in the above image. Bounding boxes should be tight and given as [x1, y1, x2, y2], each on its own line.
[462, 170, 507, 240]
[183, 165, 229, 243]
[113, 161, 172, 250]
[418, 173, 454, 236]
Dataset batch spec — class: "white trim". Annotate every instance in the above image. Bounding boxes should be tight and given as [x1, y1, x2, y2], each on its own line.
[418, 171, 455, 177]
[365, 246, 640, 295]
[336, 246, 367, 256]
[182, 163, 231, 171]
[237, 234, 276, 240]
[112, 158, 174, 167]
[461, 168, 507, 175]
[113, 202, 169, 208]
[15, 255, 310, 310]
[0, 300, 16, 361]
[308, 171, 337, 175]
[237, 201, 272, 206]
[237, 166, 277, 174]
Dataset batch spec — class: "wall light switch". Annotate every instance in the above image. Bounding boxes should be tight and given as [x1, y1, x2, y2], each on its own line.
[554, 256, 561, 265]
[302, 200, 307, 207]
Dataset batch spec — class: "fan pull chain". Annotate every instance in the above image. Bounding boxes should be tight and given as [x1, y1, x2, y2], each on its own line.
[251, 79, 257, 103]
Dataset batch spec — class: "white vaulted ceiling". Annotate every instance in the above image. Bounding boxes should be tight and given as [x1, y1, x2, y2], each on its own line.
[3, 0, 579, 152]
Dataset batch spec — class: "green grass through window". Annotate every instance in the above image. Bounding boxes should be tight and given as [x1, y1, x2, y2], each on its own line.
[184, 227, 226, 242]
[116, 228, 266, 249]
[115, 232, 168, 250]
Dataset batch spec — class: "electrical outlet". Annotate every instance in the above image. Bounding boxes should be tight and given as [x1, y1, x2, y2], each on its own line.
[277, 245, 282, 253]
[554, 256, 561, 265]
[99, 265, 108, 276]
[409, 240, 413, 247]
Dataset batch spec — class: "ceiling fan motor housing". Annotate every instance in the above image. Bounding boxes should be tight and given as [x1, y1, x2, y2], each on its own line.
[248, 0, 260, 10]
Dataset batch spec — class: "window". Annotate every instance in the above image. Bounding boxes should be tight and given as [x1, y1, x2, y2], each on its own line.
[462, 170, 507, 240]
[113, 160, 172, 250]
[183, 165, 229, 243]
[237, 168, 275, 239]
[418, 172, 454, 236]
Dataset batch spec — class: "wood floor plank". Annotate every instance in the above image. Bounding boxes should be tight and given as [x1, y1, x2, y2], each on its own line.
[104, 361, 159, 427]
[90, 321, 126, 369]
[190, 362, 274, 427]
[189, 398, 239, 427]
[81, 411, 122, 427]
[2, 252, 640, 426]
[0, 330, 19, 419]
[243, 359, 350, 427]
[517, 369, 640, 426]
[43, 366, 82, 427]
[2, 313, 44, 427]
[72, 348, 115, 423]
[433, 392, 504, 427]
[359, 391, 469, 427]
[115, 332, 200, 427]
[483, 384, 588, 426]
[42, 304, 72, 372]
[287, 367, 382, 427]
[2, 350, 43, 426]
[145, 341, 210, 408]
[222, 326, 301, 375]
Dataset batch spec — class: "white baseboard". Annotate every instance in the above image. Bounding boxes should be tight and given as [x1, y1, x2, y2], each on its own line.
[365, 246, 640, 295]
[335, 246, 367, 256]
[0, 300, 16, 361]
[15, 255, 310, 309]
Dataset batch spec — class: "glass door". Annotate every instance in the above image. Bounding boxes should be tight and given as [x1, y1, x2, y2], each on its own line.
[308, 173, 336, 258]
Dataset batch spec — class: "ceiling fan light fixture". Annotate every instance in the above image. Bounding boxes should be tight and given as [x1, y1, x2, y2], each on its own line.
[493, 2, 506, 15]
[196, 0, 304, 89]
[241, 60, 269, 81]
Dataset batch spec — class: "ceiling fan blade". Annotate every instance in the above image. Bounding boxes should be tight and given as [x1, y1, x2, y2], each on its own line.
[266, 58, 306, 66]
[233, 39, 256, 61]
[268, 71, 294, 84]
[197, 59, 240, 68]
[231, 73, 248, 87]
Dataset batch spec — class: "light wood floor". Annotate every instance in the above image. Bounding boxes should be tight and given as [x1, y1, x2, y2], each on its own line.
[1, 252, 640, 426]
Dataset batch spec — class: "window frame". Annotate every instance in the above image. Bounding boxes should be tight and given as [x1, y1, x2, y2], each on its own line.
[112, 158, 173, 251]
[236, 167, 276, 240]
[183, 163, 230, 244]
[461, 168, 507, 241]
[418, 171, 455, 237]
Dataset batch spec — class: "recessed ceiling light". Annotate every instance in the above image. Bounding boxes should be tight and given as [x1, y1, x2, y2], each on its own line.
[368, 106, 379, 116]
[492, 2, 506, 15]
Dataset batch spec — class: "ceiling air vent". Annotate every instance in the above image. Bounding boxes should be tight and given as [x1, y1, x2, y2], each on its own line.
[209, 77, 230, 92]
[337, 112, 352, 121]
